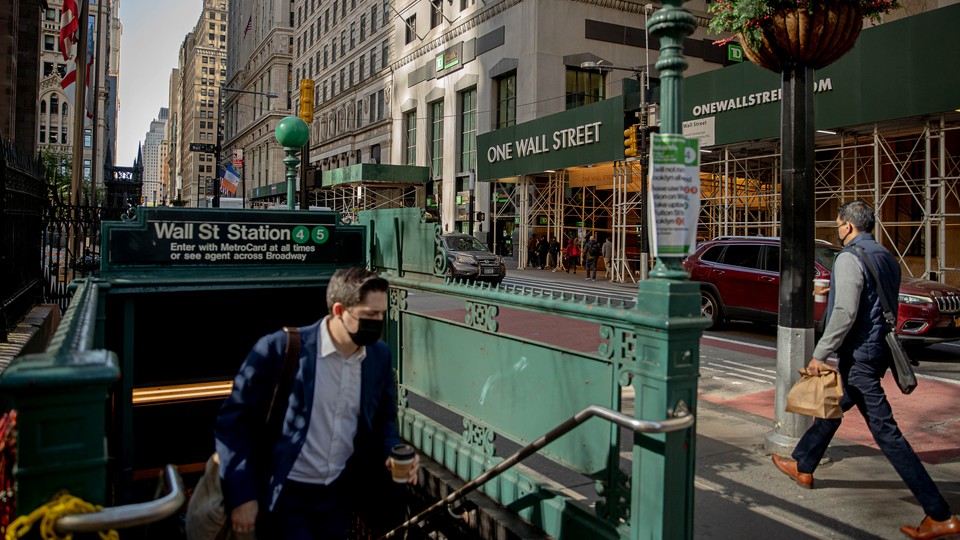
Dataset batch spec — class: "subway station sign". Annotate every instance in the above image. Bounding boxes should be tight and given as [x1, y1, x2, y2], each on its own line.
[102, 208, 364, 269]
[477, 96, 625, 180]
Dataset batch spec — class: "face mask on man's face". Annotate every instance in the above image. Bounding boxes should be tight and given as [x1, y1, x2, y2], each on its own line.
[343, 310, 383, 346]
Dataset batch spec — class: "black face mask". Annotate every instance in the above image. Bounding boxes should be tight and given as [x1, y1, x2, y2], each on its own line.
[837, 222, 851, 246]
[343, 311, 383, 346]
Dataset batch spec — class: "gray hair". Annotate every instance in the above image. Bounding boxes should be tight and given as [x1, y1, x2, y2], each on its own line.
[838, 201, 875, 233]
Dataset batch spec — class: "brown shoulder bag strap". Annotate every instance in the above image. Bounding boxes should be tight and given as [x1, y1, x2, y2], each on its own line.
[264, 327, 301, 438]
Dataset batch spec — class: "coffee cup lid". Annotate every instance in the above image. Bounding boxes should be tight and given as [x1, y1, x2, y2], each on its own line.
[391, 443, 415, 459]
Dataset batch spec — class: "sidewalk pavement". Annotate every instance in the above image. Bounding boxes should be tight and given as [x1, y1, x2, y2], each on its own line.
[504, 262, 960, 539]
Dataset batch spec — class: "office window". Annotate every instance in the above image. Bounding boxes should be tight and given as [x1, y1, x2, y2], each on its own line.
[459, 88, 476, 172]
[371, 5, 378, 32]
[405, 15, 416, 44]
[322, 80, 328, 101]
[356, 100, 363, 128]
[565, 68, 604, 109]
[496, 73, 516, 128]
[45, 8, 56, 20]
[325, 9, 329, 31]
[84, 129, 91, 147]
[370, 48, 376, 77]
[342, 0, 347, 17]
[430, 0, 442, 29]
[381, 40, 388, 69]
[430, 101, 444, 178]
[332, 39, 337, 62]
[360, 15, 367, 41]
[405, 110, 417, 165]
[383, 0, 389, 26]
[39, 126, 46, 143]
[349, 61, 355, 86]
[44, 62, 54, 76]
[350, 22, 356, 48]
[339, 68, 345, 92]
[324, 45, 329, 68]
[44, 35, 55, 51]
[341, 30, 346, 54]
[461, 0, 476, 9]
[40, 100, 46, 114]
[369, 89, 384, 123]
[359, 55, 365, 82]
[50, 95, 59, 114]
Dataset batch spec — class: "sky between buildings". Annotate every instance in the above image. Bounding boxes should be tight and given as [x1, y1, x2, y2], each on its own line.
[117, 0, 200, 167]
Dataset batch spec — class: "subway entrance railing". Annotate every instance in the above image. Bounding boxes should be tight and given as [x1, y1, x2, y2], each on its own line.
[0, 206, 705, 539]
[363, 208, 706, 540]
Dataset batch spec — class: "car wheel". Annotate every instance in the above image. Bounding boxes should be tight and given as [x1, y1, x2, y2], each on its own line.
[701, 290, 723, 329]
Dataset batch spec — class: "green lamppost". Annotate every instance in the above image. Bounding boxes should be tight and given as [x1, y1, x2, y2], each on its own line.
[622, 1, 702, 538]
[275, 116, 310, 210]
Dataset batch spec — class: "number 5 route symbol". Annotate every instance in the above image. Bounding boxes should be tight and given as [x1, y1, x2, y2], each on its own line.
[312, 225, 330, 244]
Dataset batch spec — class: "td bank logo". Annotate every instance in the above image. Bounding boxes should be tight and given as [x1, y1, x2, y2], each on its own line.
[728, 44, 744, 63]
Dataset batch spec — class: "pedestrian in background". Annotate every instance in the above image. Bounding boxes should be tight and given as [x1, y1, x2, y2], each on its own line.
[601, 237, 612, 280]
[771, 201, 958, 539]
[564, 236, 579, 275]
[216, 268, 419, 539]
[548, 236, 561, 272]
[535, 235, 548, 269]
[582, 234, 600, 281]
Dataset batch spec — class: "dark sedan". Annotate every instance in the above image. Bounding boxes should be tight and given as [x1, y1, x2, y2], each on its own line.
[441, 234, 506, 285]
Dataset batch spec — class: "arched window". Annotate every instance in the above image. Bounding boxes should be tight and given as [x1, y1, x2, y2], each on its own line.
[40, 100, 47, 114]
[50, 95, 59, 114]
[62, 102, 68, 116]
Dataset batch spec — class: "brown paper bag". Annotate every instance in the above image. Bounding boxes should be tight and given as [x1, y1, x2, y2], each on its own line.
[785, 364, 843, 419]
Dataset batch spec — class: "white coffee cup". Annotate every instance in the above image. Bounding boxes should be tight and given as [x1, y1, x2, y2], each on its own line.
[814, 279, 830, 303]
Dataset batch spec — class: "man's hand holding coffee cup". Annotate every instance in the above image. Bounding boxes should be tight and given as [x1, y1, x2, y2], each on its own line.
[386, 443, 419, 485]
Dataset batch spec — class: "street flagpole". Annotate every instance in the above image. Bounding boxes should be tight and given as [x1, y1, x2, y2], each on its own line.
[89, 0, 104, 206]
[70, 0, 90, 207]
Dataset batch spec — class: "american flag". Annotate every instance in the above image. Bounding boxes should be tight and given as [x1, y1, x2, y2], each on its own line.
[59, 0, 80, 60]
[244, 16, 253, 38]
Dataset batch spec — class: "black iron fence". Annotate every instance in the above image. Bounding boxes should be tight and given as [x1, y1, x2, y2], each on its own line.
[0, 139, 45, 342]
[1, 138, 137, 342]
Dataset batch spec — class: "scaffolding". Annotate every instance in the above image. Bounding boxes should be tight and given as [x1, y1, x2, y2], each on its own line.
[611, 160, 645, 283]
[697, 113, 960, 283]
[510, 113, 960, 284]
[309, 184, 424, 223]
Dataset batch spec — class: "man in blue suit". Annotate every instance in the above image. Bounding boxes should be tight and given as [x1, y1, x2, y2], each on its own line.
[216, 267, 419, 539]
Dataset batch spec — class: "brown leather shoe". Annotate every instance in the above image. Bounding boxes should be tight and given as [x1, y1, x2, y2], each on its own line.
[771, 455, 813, 489]
[900, 515, 960, 539]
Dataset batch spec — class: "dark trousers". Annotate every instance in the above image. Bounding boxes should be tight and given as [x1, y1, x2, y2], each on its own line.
[792, 357, 951, 520]
[268, 478, 349, 540]
[585, 257, 597, 279]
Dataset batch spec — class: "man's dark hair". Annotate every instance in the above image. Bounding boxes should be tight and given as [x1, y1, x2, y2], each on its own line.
[838, 201, 876, 233]
[326, 267, 389, 311]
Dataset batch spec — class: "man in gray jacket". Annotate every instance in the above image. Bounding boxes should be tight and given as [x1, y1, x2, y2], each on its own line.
[771, 201, 958, 539]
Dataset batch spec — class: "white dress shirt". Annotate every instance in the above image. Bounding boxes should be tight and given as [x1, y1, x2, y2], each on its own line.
[287, 315, 366, 485]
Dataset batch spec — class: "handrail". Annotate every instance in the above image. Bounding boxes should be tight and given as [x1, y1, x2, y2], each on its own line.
[379, 401, 694, 539]
[56, 465, 185, 533]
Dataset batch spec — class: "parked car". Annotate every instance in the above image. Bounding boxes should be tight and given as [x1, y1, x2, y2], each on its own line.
[683, 236, 960, 345]
[441, 233, 506, 285]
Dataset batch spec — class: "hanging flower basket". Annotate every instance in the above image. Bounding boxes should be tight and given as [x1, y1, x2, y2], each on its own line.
[708, 0, 900, 73]
[743, 2, 862, 71]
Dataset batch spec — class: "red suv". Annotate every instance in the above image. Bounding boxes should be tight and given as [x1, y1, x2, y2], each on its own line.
[684, 236, 960, 345]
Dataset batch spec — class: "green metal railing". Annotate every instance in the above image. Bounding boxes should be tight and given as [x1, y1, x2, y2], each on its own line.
[363, 208, 706, 540]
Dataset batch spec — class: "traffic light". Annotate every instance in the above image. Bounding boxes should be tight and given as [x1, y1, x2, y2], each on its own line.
[624, 124, 640, 158]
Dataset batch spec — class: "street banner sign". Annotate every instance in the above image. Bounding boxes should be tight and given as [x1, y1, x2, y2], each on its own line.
[232, 148, 243, 167]
[189, 143, 217, 153]
[647, 133, 700, 257]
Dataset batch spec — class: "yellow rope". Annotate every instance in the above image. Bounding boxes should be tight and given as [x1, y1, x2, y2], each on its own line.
[5, 493, 118, 540]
